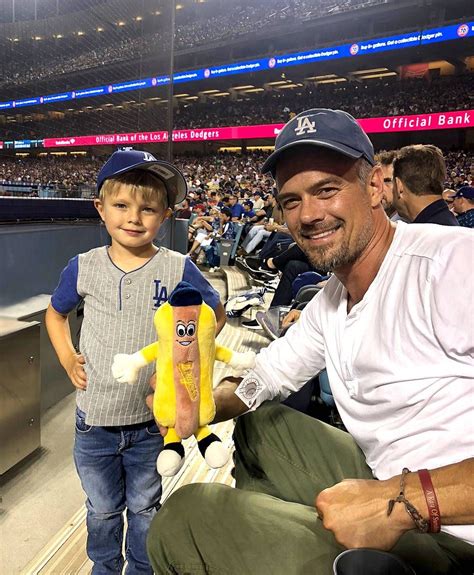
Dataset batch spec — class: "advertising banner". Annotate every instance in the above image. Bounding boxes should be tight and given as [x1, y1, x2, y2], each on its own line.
[42, 110, 474, 148]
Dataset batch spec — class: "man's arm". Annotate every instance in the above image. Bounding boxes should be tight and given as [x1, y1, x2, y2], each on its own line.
[315, 458, 474, 550]
[212, 377, 248, 423]
[214, 302, 226, 335]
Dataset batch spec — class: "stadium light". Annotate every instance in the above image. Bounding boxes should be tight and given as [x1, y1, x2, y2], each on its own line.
[199, 89, 220, 94]
[174, 94, 190, 98]
[117, 21, 126, 26]
[154, 10, 161, 15]
[97, 27, 104, 32]
[244, 88, 265, 93]
[77, 31, 85, 36]
[352, 68, 388, 75]
[211, 92, 230, 97]
[135, 16, 143, 21]
[176, 4, 184, 9]
[266, 80, 289, 86]
[305, 74, 338, 80]
[232, 85, 255, 90]
[317, 78, 347, 84]
[358, 72, 398, 79]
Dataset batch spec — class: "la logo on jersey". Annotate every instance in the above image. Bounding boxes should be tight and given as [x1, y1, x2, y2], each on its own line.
[143, 152, 156, 162]
[153, 279, 168, 308]
[294, 115, 317, 136]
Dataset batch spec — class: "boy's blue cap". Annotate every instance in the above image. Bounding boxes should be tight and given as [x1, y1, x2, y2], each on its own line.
[97, 149, 187, 205]
[261, 108, 375, 177]
[454, 186, 474, 200]
[169, 281, 203, 307]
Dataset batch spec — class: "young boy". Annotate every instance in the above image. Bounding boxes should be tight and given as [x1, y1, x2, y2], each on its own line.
[45, 149, 226, 574]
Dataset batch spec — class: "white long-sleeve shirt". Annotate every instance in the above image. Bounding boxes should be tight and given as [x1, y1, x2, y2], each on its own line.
[237, 221, 474, 544]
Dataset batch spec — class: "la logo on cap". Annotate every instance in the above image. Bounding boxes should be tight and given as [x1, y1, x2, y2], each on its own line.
[142, 152, 155, 162]
[294, 115, 317, 136]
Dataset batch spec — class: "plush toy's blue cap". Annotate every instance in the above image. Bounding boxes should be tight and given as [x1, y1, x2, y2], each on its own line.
[169, 281, 203, 307]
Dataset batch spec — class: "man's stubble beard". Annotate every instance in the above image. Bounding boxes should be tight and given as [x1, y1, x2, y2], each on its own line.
[298, 219, 374, 273]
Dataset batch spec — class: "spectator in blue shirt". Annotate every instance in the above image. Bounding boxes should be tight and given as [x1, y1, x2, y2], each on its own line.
[228, 194, 245, 221]
[453, 186, 474, 228]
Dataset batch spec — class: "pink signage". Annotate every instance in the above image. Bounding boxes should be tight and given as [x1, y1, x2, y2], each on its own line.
[42, 109, 473, 148]
[358, 110, 474, 133]
[0, 142, 3, 150]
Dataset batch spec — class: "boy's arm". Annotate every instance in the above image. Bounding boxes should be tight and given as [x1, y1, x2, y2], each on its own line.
[45, 304, 87, 390]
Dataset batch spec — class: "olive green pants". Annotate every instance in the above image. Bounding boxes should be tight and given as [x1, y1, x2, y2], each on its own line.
[147, 403, 474, 575]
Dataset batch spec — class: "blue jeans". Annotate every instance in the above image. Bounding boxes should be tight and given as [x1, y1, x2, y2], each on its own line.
[74, 409, 163, 574]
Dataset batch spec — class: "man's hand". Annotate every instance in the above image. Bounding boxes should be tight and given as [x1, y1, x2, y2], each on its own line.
[64, 352, 87, 390]
[281, 309, 301, 329]
[315, 478, 412, 550]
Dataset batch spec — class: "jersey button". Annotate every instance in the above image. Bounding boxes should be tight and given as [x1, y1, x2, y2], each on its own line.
[125, 278, 132, 285]
[125, 293, 131, 299]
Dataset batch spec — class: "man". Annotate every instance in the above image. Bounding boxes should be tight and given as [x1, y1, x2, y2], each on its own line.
[227, 194, 245, 221]
[375, 149, 399, 220]
[392, 145, 458, 226]
[146, 109, 474, 574]
[453, 186, 474, 228]
[174, 198, 191, 219]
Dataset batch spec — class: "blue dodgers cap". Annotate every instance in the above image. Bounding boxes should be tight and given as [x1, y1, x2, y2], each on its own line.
[97, 149, 187, 205]
[261, 108, 375, 177]
[168, 281, 203, 307]
[454, 186, 474, 200]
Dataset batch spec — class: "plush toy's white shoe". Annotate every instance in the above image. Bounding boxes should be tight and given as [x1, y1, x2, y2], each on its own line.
[157, 450, 185, 477]
[204, 441, 230, 469]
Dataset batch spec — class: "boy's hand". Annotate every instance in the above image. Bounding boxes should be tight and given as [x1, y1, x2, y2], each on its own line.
[146, 373, 168, 437]
[65, 353, 87, 390]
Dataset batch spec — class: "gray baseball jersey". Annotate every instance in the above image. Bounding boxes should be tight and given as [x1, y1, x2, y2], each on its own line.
[51, 246, 220, 425]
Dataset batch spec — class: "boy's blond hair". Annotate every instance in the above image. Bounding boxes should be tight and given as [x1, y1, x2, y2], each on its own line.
[100, 170, 170, 210]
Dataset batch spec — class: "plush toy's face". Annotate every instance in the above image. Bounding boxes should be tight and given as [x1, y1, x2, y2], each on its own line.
[173, 306, 200, 362]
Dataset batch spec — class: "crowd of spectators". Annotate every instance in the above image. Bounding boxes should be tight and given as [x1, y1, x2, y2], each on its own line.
[2, 74, 472, 141]
[0, 0, 386, 90]
[1, 149, 472, 198]
[0, 155, 102, 193]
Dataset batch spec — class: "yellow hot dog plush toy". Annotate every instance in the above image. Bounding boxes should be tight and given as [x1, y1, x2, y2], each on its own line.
[112, 281, 255, 476]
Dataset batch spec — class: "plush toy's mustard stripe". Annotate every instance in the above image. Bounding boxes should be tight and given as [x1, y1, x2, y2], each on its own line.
[215, 345, 233, 364]
[177, 362, 198, 401]
[141, 341, 158, 363]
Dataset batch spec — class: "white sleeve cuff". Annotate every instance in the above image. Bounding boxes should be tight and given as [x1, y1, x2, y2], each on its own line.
[234, 371, 274, 411]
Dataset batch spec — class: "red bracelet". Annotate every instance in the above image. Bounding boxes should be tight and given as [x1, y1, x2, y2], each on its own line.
[418, 469, 441, 533]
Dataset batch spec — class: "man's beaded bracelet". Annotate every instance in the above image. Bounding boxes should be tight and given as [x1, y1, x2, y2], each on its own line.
[387, 467, 429, 533]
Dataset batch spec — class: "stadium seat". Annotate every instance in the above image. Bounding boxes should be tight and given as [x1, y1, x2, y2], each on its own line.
[217, 223, 244, 266]
[319, 369, 335, 408]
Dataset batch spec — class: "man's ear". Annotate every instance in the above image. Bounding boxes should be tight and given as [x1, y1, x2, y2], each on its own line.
[394, 177, 404, 197]
[94, 198, 105, 221]
[367, 165, 384, 208]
